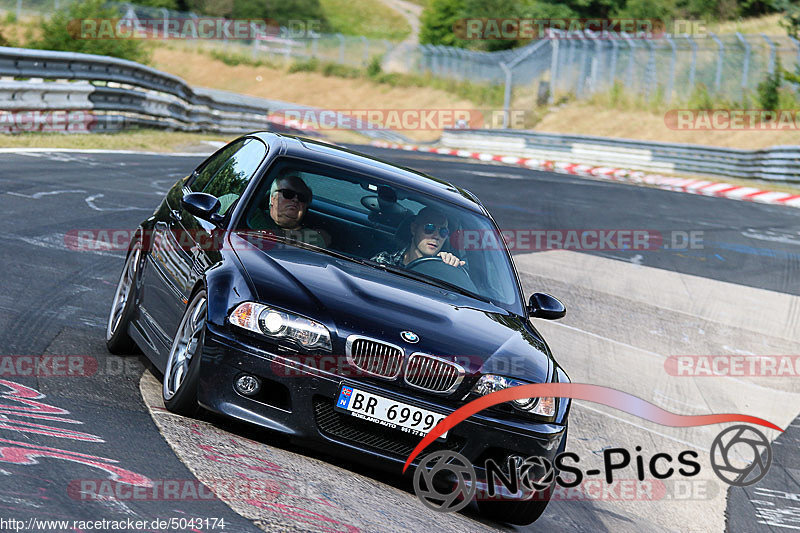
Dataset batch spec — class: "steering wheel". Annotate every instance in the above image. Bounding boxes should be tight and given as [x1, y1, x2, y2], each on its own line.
[405, 256, 477, 293]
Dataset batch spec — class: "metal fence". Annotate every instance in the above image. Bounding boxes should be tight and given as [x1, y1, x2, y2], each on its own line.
[547, 31, 800, 103]
[3, 0, 800, 109]
[414, 31, 800, 105]
[0, 0, 402, 69]
[0, 45, 409, 141]
[439, 128, 800, 182]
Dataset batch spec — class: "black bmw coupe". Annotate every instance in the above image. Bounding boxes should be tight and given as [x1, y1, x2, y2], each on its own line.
[106, 132, 570, 524]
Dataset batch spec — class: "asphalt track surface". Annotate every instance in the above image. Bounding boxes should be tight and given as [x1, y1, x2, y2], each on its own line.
[0, 145, 797, 532]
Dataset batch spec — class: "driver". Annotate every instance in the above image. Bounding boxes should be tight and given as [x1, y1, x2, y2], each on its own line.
[371, 207, 464, 268]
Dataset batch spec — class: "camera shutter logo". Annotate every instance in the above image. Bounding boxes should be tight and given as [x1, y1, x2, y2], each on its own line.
[412, 450, 476, 512]
[518, 456, 555, 492]
[710, 425, 772, 487]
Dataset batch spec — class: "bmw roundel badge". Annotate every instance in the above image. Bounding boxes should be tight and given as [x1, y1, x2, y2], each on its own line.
[401, 331, 419, 343]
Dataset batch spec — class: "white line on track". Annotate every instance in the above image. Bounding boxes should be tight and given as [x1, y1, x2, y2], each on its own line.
[0, 232, 123, 258]
[7, 189, 86, 199]
[85, 193, 150, 212]
[465, 169, 528, 179]
[574, 403, 711, 452]
[653, 390, 704, 409]
[548, 321, 790, 392]
[551, 321, 665, 359]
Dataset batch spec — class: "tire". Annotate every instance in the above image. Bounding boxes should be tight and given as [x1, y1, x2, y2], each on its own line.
[476, 490, 551, 525]
[106, 241, 143, 354]
[477, 430, 566, 525]
[162, 290, 207, 416]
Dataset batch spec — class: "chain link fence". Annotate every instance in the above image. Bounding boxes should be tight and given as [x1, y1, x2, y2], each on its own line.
[546, 31, 800, 104]
[412, 31, 800, 104]
[4, 0, 800, 110]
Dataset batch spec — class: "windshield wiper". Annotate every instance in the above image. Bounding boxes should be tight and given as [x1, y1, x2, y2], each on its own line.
[363, 259, 495, 305]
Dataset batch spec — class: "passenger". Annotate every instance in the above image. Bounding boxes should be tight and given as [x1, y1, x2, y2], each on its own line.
[249, 173, 328, 247]
[372, 207, 464, 268]
[267, 173, 313, 230]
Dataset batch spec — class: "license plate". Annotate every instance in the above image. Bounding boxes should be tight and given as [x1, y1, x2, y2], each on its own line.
[336, 385, 448, 439]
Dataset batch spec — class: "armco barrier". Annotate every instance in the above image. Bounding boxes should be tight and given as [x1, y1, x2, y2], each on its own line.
[440, 129, 800, 183]
[370, 140, 800, 208]
[0, 46, 407, 141]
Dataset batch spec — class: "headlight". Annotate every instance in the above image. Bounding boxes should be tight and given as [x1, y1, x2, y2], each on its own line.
[228, 302, 332, 351]
[472, 374, 556, 418]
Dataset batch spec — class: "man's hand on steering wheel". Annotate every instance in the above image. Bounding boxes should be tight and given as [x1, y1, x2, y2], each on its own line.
[437, 251, 466, 267]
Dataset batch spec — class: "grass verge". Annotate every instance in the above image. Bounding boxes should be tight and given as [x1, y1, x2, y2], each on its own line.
[251, 54, 505, 108]
[0, 130, 232, 152]
[205, 48, 505, 108]
[319, 0, 411, 40]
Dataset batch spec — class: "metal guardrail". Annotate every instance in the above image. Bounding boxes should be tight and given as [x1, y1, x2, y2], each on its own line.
[440, 129, 800, 182]
[0, 46, 408, 141]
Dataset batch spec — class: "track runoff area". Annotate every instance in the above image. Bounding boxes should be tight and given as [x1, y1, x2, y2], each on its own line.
[0, 146, 797, 532]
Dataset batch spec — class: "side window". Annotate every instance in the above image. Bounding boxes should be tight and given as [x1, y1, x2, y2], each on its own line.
[203, 139, 268, 215]
[190, 138, 246, 192]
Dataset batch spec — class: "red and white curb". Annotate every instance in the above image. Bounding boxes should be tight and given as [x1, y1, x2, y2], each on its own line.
[370, 141, 800, 209]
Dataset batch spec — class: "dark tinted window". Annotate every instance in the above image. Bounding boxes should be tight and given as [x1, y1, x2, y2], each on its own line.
[203, 139, 268, 215]
[237, 158, 522, 312]
[190, 138, 246, 192]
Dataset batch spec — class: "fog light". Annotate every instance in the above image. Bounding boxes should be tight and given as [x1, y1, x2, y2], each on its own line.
[235, 374, 261, 396]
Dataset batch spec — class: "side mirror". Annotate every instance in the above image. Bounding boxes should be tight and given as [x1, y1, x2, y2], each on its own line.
[181, 192, 223, 224]
[527, 293, 566, 320]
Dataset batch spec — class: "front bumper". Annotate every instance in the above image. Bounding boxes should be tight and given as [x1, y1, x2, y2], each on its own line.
[198, 323, 567, 480]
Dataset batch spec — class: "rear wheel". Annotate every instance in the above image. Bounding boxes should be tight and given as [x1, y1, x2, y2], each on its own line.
[162, 290, 207, 416]
[106, 241, 142, 354]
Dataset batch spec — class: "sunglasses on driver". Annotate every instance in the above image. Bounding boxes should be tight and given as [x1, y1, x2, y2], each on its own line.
[275, 188, 310, 204]
[422, 223, 450, 238]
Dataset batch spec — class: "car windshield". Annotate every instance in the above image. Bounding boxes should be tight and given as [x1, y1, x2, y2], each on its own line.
[234, 157, 523, 312]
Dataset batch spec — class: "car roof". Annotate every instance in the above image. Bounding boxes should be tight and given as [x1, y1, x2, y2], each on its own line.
[251, 132, 486, 214]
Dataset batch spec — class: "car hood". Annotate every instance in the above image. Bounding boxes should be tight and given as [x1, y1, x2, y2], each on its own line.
[231, 234, 553, 384]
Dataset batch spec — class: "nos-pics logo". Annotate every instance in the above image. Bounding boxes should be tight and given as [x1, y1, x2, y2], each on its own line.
[413, 425, 773, 513]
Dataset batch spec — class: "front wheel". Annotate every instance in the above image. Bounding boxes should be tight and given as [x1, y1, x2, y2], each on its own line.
[106, 241, 142, 354]
[162, 290, 207, 416]
[476, 491, 551, 525]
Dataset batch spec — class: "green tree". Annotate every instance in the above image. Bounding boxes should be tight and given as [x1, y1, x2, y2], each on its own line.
[420, 0, 467, 47]
[615, 0, 677, 20]
[738, 0, 780, 17]
[775, 0, 800, 39]
[185, 0, 329, 28]
[135, 0, 179, 8]
[465, 0, 575, 51]
[757, 58, 782, 111]
[29, 0, 150, 63]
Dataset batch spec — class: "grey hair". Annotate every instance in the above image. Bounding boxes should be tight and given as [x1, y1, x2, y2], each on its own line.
[268, 173, 312, 207]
